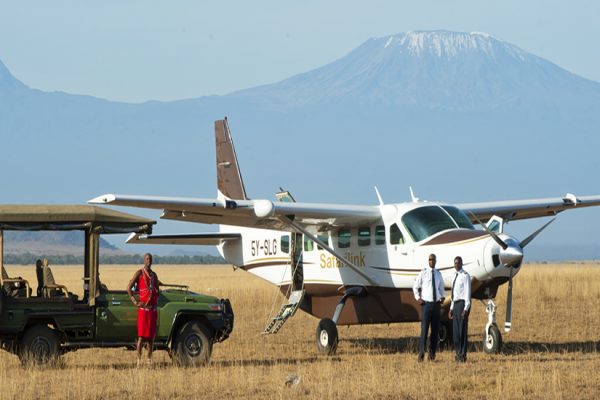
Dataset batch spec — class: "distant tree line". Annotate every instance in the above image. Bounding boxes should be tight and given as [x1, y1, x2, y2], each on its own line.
[4, 252, 227, 265]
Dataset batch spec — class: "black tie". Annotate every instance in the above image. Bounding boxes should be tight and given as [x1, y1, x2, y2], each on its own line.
[451, 272, 459, 301]
[432, 269, 437, 302]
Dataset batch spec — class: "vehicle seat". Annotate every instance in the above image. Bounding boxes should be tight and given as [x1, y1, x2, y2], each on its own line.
[42, 260, 69, 298]
[1, 264, 30, 298]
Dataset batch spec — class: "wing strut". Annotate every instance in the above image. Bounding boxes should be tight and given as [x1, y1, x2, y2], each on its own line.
[281, 217, 379, 286]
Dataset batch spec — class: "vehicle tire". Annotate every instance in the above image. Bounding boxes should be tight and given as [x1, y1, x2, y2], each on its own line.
[315, 318, 338, 355]
[0, 290, 4, 317]
[483, 324, 502, 354]
[438, 321, 453, 350]
[19, 325, 61, 366]
[172, 320, 213, 367]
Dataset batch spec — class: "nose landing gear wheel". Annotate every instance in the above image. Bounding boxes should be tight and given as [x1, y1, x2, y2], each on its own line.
[483, 324, 502, 354]
[316, 318, 338, 355]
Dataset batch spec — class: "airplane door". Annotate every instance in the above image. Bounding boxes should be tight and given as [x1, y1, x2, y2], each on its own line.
[387, 222, 413, 267]
[290, 232, 304, 290]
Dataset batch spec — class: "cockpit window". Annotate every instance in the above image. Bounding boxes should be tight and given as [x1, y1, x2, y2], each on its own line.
[441, 206, 474, 229]
[401, 206, 459, 242]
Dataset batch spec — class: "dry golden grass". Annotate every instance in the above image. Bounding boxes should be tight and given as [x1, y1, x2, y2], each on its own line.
[2, 263, 600, 399]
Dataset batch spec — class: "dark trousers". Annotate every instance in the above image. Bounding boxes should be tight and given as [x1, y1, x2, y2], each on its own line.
[419, 302, 440, 357]
[452, 300, 469, 361]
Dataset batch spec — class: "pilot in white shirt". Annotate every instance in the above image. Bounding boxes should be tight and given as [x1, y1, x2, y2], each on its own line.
[412, 253, 445, 361]
[413, 264, 446, 303]
[449, 256, 471, 362]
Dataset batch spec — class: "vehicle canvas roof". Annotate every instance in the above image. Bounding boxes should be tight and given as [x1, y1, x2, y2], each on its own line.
[0, 205, 155, 234]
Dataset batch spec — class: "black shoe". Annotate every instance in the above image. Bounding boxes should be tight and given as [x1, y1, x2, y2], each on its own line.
[417, 354, 424, 362]
[428, 353, 436, 361]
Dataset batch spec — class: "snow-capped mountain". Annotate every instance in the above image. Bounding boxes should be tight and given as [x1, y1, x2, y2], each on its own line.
[233, 31, 600, 111]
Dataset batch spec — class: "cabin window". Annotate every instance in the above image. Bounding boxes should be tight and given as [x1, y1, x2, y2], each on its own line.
[338, 229, 351, 248]
[358, 227, 371, 246]
[375, 225, 386, 245]
[280, 235, 290, 253]
[304, 236, 314, 252]
[317, 233, 329, 250]
[390, 223, 404, 245]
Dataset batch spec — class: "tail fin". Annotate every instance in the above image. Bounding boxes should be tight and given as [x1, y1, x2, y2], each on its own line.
[215, 118, 248, 200]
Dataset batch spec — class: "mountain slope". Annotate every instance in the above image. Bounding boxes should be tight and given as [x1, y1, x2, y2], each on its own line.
[3, 231, 121, 256]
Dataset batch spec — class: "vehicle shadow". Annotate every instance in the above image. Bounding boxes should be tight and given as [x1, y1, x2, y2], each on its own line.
[78, 356, 333, 370]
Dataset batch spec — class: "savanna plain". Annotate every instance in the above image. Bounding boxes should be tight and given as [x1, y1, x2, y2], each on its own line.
[1, 263, 600, 399]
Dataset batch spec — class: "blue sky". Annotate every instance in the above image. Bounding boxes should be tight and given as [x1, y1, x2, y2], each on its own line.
[1, 1, 599, 258]
[0, 0, 599, 102]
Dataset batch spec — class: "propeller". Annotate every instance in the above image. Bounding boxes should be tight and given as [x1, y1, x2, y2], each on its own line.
[520, 218, 556, 248]
[470, 213, 556, 333]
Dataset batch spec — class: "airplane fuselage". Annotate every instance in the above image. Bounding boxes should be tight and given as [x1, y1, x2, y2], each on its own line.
[218, 201, 520, 325]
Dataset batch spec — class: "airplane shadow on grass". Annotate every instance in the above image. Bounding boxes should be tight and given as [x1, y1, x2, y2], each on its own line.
[346, 337, 419, 354]
[501, 340, 600, 355]
[347, 336, 600, 356]
[212, 356, 330, 368]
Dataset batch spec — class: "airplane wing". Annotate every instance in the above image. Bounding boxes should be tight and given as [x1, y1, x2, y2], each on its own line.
[457, 194, 600, 222]
[126, 232, 241, 245]
[90, 193, 600, 231]
[89, 194, 381, 232]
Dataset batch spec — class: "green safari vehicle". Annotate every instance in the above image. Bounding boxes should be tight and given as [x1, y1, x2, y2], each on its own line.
[0, 205, 234, 366]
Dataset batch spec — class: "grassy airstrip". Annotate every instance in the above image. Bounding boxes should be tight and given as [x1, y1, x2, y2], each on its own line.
[1, 263, 600, 399]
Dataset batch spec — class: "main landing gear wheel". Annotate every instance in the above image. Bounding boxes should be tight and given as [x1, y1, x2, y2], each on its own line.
[438, 321, 453, 350]
[316, 318, 338, 355]
[483, 324, 502, 354]
[19, 325, 61, 366]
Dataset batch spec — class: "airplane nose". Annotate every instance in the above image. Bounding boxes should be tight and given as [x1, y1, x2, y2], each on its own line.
[499, 243, 523, 268]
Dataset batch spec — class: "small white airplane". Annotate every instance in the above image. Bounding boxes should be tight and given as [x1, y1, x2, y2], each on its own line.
[90, 118, 600, 355]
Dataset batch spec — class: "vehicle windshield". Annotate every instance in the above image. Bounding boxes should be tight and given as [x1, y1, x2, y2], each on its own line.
[401, 205, 473, 242]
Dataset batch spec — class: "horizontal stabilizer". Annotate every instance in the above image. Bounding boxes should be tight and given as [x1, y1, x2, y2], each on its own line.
[126, 232, 241, 246]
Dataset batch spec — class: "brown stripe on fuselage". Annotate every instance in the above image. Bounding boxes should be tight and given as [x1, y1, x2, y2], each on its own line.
[241, 260, 290, 271]
[371, 265, 455, 273]
[279, 284, 447, 325]
[421, 230, 487, 246]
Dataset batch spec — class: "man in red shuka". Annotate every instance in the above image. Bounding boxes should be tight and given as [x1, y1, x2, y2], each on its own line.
[127, 253, 161, 366]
